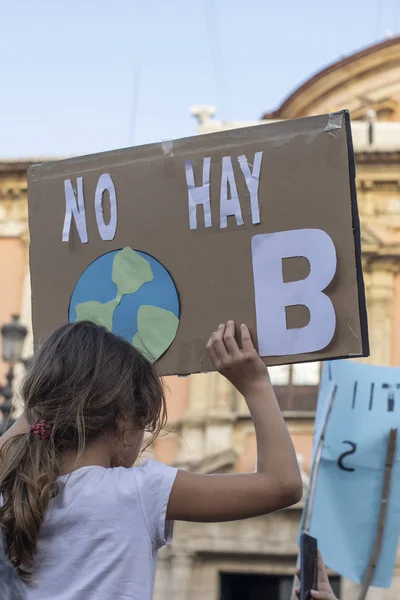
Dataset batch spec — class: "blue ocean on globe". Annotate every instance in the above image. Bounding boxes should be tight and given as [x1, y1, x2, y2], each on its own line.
[69, 249, 180, 346]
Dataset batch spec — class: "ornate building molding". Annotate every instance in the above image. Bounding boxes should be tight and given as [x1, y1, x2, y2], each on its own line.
[264, 37, 400, 121]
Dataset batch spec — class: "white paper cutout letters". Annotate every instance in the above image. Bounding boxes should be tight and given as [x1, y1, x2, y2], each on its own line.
[185, 158, 212, 230]
[251, 229, 337, 356]
[62, 177, 88, 243]
[94, 174, 117, 241]
[62, 174, 117, 243]
[185, 152, 263, 230]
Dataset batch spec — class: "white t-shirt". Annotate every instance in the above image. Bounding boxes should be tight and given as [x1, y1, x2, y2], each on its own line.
[25, 459, 178, 600]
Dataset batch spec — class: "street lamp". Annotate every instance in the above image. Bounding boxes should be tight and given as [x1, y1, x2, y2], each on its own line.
[0, 315, 28, 434]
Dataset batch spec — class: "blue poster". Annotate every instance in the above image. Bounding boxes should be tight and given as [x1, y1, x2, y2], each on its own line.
[307, 360, 400, 588]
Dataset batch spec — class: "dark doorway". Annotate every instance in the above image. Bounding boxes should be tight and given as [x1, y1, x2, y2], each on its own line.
[220, 572, 341, 600]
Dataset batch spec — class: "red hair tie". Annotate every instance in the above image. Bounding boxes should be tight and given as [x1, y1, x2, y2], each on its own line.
[29, 419, 52, 441]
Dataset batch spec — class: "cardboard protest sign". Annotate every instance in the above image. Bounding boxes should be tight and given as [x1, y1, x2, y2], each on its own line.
[305, 360, 400, 588]
[27, 111, 368, 376]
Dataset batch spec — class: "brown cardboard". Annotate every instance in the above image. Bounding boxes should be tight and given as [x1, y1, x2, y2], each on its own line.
[27, 111, 369, 376]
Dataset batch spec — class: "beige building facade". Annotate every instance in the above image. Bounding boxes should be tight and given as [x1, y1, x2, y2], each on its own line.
[1, 36, 400, 600]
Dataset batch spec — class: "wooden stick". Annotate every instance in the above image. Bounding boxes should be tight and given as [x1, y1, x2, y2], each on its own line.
[304, 384, 337, 533]
[357, 428, 398, 600]
[290, 384, 338, 600]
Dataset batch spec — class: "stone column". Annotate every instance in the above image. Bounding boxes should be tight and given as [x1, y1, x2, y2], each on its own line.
[20, 223, 33, 358]
[11, 227, 31, 415]
[364, 260, 398, 366]
[174, 375, 207, 465]
[203, 373, 234, 457]
[358, 180, 375, 218]
[208, 372, 233, 418]
[187, 373, 213, 416]
[176, 371, 236, 466]
[169, 549, 194, 600]
[153, 547, 173, 600]
[176, 418, 205, 466]
[186, 369, 235, 418]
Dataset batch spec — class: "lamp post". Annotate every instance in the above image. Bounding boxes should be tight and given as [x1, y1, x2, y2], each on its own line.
[0, 315, 28, 434]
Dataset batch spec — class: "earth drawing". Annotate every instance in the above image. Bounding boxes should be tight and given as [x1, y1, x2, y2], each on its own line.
[69, 247, 180, 363]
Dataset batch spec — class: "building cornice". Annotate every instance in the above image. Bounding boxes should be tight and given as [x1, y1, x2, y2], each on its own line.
[355, 151, 400, 163]
[264, 36, 400, 119]
[0, 159, 67, 173]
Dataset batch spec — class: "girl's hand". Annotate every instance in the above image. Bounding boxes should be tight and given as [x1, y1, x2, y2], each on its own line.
[206, 321, 269, 396]
[295, 551, 338, 600]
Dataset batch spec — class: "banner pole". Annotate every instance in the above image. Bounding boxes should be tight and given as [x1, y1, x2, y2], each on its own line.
[357, 428, 397, 600]
[290, 384, 338, 600]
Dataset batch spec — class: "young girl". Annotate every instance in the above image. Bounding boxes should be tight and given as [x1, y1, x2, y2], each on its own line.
[0, 319, 302, 599]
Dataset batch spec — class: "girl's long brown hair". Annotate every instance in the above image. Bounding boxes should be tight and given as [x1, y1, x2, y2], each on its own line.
[0, 321, 167, 581]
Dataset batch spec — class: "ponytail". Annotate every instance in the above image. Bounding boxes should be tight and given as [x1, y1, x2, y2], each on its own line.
[0, 433, 60, 581]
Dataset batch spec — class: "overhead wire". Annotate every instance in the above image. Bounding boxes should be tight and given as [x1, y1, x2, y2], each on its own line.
[204, 0, 230, 121]
[376, 0, 384, 40]
[394, 0, 400, 34]
[127, 0, 142, 147]
[129, 60, 141, 147]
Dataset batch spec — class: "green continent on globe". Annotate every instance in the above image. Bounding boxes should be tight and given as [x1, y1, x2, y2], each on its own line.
[112, 247, 154, 303]
[75, 299, 118, 332]
[132, 305, 179, 363]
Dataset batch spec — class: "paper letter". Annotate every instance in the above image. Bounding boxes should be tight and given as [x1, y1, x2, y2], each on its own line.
[95, 174, 117, 241]
[251, 229, 337, 356]
[238, 151, 263, 224]
[185, 158, 212, 230]
[62, 177, 88, 243]
[220, 156, 244, 228]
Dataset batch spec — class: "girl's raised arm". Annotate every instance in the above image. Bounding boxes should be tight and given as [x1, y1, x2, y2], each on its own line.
[167, 321, 303, 522]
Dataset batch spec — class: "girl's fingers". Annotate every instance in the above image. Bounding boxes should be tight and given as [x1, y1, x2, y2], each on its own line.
[240, 324, 255, 353]
[208, 322, 257, 366]
[206, 339, 219, 367]
[311, 591, 335, 600]
[295, 586, 300, 599]
[223, 321, 241, 357]
[317, 551, 331, 586]
[211, 324, 229, 360]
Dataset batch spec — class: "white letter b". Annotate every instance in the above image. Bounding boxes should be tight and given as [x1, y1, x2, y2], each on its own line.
[251, 229, 337, 356]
